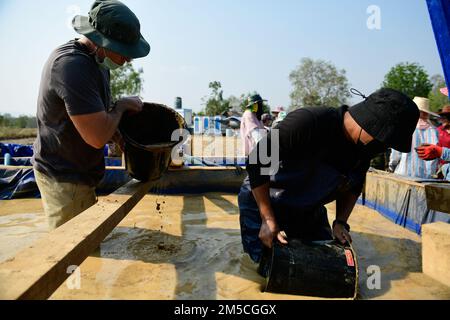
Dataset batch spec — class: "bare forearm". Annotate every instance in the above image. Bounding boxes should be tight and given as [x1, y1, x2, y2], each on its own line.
[70, 97, 143, 150]
[336, 192, 359, 223]
[252, 183, 275, 222]
[101, 108, 124, 145]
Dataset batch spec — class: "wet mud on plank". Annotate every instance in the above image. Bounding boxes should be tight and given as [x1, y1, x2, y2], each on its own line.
[0, 180, 152, 300]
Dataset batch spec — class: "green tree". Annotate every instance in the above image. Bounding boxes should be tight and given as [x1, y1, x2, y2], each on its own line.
[15, 116, 29, 128]
[203, 81, 231, 116]
[0, 114, 12, 127]
[289, 58, 350, 110]
[428, 74, 449, 112]
[110, 63, 144, 102]
[382, 62, 432, 99]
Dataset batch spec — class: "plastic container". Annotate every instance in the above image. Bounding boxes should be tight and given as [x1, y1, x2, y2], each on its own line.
[119, 103, 186, 182]
[4, 153, 11, 166]
[264, 239, 358, 299]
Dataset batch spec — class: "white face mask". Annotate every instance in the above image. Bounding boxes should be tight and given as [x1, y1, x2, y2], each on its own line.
[95, 47, 122, 70]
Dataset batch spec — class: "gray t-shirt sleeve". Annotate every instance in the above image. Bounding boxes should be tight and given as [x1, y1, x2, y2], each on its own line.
[52, 54, 106, 116]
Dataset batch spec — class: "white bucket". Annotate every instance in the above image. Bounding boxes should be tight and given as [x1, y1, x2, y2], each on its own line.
[226, 129, 234, 137]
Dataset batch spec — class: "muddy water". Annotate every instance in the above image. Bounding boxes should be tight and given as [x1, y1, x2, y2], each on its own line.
[1, 195, 449, 300]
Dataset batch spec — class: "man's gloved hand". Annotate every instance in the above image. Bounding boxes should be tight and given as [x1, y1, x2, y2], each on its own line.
[259, 219, 288, 248]
[416, 144, 443, 161]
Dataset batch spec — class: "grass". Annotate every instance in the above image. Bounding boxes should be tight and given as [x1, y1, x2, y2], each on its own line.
[0, 127, 37, 140]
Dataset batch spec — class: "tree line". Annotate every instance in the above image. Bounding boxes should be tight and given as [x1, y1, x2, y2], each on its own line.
[200, 59, 449, 116]
[289, 58, 448, 112]
[199, 81, 271, 117]
[2, 60, 447, 124]
[0, 114, 37, 128]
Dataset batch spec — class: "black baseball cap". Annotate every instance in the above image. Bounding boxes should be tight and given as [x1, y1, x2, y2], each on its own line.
[349, 88, 420, 152]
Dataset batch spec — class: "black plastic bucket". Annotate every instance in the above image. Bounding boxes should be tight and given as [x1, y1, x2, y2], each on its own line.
[264, 239, 358, 299]
[119, 103, 186, 182]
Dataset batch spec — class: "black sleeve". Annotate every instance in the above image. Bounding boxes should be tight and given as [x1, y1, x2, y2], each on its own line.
[52, 55, 106, 116]
[246, 109, 318, 189]
[348, 159, 371, 195]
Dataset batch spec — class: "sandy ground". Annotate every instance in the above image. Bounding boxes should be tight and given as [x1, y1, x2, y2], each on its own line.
[0, 194, 449, 300]
[191, 135, 243, 158]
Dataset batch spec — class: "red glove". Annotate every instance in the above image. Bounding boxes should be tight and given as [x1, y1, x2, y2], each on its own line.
[416, 145, 443, 161]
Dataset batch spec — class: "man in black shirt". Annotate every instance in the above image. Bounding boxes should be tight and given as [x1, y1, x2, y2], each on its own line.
[239, 88, 420, 264]
[33, 0, 150, 230]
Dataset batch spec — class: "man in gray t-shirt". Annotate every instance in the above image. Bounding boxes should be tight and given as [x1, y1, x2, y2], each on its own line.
[33, 0, 151, 230]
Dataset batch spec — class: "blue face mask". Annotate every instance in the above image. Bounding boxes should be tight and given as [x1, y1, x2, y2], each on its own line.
[95, 48, 122, 70]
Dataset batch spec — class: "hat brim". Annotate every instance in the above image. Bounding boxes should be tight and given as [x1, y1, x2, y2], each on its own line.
[72, 15, 150, 59]
[418, 109, 440, 118]
[246, 99, 267, 109]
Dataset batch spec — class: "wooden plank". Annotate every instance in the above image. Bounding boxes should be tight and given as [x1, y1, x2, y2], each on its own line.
[0, 180, 153, 300]
[367, 171, 425, 188]
[425, 184, 450, 214]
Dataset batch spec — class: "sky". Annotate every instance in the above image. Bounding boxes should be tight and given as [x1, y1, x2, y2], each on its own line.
[0, 0, 445, 116]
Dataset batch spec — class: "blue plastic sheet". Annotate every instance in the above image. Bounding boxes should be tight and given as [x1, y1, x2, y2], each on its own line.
[0, 143, 110, 158]
[0, 168, 40, 200]
[0, 144, 34, 157]
[362, 172, 450, 235]
[427, 0, 450, 93]
[0, 155, 128, 199]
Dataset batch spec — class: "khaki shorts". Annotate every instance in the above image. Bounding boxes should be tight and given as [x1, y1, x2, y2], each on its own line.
[34, 169, 97, 230]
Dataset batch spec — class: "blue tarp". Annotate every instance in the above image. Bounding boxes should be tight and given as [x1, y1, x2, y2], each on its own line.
[0, 143, 110, 158]
[361, 171, 450, 235]
[0, 144, 34, 158]
[0, 157, 128, 200]
[427, 0, 450, 94]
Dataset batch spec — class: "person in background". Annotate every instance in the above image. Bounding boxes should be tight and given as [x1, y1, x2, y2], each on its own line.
[272, 111, 288, 128]
[437, 105, 450, 150]
[240, 95, 268, 157]
[416, 87, 450, 180]
[388, 97, 439, 179]
[32, 0, 150, 230]
[271, 106, 285, 122]
[261, 114, 273, 131]
[417, 144, 450, 180]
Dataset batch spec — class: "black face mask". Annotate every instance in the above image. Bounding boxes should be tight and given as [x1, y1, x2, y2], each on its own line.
[356, 129, 387, 159]
[357, 140, 387, 159]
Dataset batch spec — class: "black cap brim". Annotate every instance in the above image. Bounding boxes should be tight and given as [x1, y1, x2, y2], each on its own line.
[349, 100, 413, 153]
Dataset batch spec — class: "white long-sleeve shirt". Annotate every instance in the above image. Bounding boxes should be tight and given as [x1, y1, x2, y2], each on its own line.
[389, 125, 439, 179]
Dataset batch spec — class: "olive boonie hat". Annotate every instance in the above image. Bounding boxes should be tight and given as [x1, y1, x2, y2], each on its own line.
[349, 88, 419, 153]
[246, 94, 267, 109]
[72, 0, 150, 59]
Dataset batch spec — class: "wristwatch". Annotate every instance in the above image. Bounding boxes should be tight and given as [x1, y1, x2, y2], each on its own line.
[333, 220, 351, 232]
